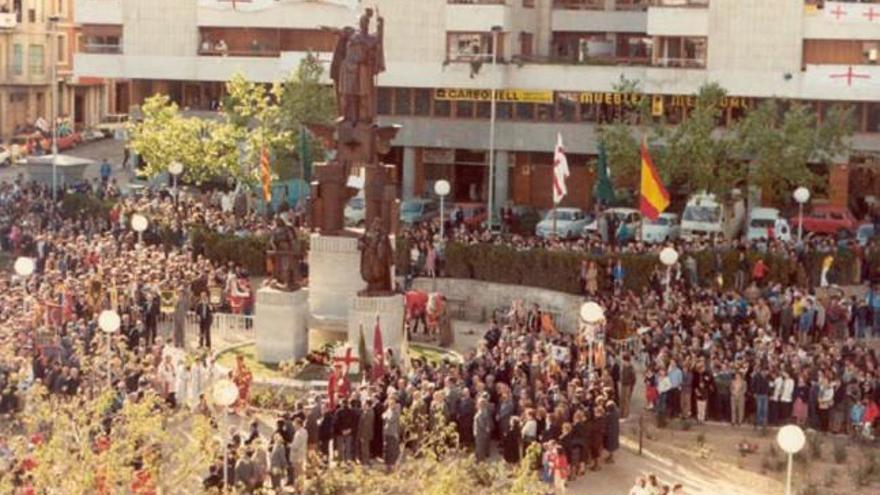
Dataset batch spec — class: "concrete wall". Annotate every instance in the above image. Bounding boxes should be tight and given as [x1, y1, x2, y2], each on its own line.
[550, 10, 647, 34]
[646, 6, 707, 37]
[122, 0, 198, 57]
[707, 0, 802, 74]
[75, 0, 123, 24]
[411, 277, 584, 333]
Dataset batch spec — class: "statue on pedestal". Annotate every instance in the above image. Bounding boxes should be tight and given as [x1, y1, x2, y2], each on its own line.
[359, 218, 393, 296]
[267, 217, 302, 291]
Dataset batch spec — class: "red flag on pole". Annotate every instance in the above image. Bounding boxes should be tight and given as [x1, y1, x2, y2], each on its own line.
[371, 315, 385, 383]
[260, 147, 272, 203]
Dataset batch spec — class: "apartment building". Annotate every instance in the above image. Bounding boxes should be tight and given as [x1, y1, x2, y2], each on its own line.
[0, 0, 109, 142]
[74, 0, 880, 209]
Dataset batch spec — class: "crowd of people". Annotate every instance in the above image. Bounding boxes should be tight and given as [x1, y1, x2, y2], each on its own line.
[2, 158, 880, 494]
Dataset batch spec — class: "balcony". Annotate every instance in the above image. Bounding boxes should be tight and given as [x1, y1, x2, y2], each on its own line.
[650, 0, 708, 6]
[82, 43, 122, 55]
[647, 3, 708, 36]
[446, 0, 517, 33]
[0, 12, 16, 29]
[553, 0, 604, 9]
[515, 54, 651, 66]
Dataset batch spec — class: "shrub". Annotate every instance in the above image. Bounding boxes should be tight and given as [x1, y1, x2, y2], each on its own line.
[59, 192, 114, 221]
[832, 442, 847, 464]
[190, 226, 269, 275]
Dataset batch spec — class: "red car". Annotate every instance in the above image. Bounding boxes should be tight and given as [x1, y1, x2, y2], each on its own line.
[452, 202, 489, 230]
[43, 132, 82, 152]
[793, 205, 859, 236]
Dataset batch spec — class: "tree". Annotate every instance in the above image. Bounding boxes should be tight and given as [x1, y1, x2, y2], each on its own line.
[596, 76, 653, 191]
[128, 54, 336, 184]
[661, 82, 737, 195]
[128, 94, 245, 184]
[732, 99, 854, 205]
[0, 388, 215, 494]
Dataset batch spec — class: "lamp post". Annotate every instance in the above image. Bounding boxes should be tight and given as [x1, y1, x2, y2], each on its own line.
[777, 424, 806, 495]
[168, 161, 184, 205]
[14, 257, 35, 312]
[131, 213, 149, 246]
[212, 379, 239, 493]
[98, 310, 120, 389]
[580, 302, 605, 380]
[486, 25, 502, 230]
[793, 187, 810, 243]
[48, 15, 60, 199]
[659, 247, 679, 308]
[434, 179, 451, 240]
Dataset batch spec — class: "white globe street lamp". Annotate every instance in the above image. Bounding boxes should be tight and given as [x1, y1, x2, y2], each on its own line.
[434, 179, 451, 240]
[777, 424, 806, 495]
[580, 302, 605, 378]
[131, 213, 149, 245]
[98, 310, 120, 388]
[793, 187, 810, 243]
[14, 256, 35, 277]
[659, 247, 679, 307]
[212, 379, 239, 491]
[168, 161, 184, 205]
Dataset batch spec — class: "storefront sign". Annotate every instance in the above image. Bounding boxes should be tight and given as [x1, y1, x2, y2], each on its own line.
[576, 91, 752, 110]
[435, 88, 554, 104]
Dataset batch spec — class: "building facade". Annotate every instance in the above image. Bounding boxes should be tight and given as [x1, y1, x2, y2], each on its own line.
[74, 0, 880, 209]
[0, 0, 110, 143]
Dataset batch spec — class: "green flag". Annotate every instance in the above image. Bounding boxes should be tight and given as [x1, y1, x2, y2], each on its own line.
[595, 141, 616, 205]
[298, 126, 313, 182]
[358, 324, 370, 371]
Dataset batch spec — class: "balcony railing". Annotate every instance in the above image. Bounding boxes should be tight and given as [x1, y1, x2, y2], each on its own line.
[615, 0, 648, 10]
[649, 0, 709, 6]
[654, 57, 705, 68]
[515, 53, 652, 66]
[448, 0, 507, 4]
[198, 47, 281, 58]
[553, 0, 604, 9]
[83, 43, 122, 54]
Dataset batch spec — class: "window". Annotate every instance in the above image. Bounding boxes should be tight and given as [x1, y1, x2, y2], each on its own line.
[475, 101, 491, 119]
[414, 89, 431, 116]
[12, 44, 23, 75]
[867, 102, 880, 133]
[556, 93, 577, 122]
[455, 101, 474, 119]
[496, 102, 512, 120]
[433, 98, 451, 117]
[377, 87, 392, 115]
[520, 32, 534, 57]
[29, 44, 45, 75]
[27, 8, 34, 23]
[57, 33, 67, 64]
[656, 36, 707, 68]
[515, 103, 534, 120]
[523, 0, 535, 7]
[446, 32, 501, 62]
[394, 88, 412, 115]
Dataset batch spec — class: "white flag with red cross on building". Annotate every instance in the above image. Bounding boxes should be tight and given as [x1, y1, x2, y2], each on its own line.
[804, 64, 879, 90]
[199, 0, 360, 11]
[822, 1, 880, 23]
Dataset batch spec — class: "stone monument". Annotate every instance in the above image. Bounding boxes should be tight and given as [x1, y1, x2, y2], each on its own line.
[308, 7, 406, 361]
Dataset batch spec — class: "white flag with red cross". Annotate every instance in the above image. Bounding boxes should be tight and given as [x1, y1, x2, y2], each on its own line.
[552, 133, 569, 205]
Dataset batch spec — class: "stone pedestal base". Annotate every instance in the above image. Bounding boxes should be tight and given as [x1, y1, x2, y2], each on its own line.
[347, 294, 405, 365]
[308, 234, 365, 319]
[255, 287, 309, 364]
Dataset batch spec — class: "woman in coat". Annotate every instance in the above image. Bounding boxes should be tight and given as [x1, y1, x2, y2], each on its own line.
[269, 433, 288, 494]
[603, 401, 620, 464]
[502, 416, 522, 464]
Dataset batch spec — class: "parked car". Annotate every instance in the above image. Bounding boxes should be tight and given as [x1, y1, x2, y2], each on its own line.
[584, 207, 642, 241]
[9, 132, 43, 157]
[857, 223, 876, 246]
[93, 113, 129, 138]
[0, 145, 11, 167]
[680, 191, 746, 241]
[53, 131, 82, 151]
[344, 195, 365, 227]
[536, 208, 593, 239]
[793, 205, 859, 236]
[453, 202, 489, 230]
[747, 207, 791, 243]
[641, 212, 681, 244]
[400, 198, 439, 226]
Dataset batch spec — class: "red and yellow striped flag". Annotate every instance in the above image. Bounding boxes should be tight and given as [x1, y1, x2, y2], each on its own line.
[639, 138, 669, 221]
[260, 147, 272, 202]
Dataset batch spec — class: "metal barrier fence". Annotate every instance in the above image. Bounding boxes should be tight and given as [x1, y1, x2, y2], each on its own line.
[157, 311, 254, 345]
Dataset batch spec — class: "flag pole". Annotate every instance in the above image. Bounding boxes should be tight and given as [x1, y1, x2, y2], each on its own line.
[552, 204, 557, 238]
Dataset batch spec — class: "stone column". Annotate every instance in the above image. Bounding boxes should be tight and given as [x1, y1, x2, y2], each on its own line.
[494, 150, 510, 213]
[402, 146, 416, 200]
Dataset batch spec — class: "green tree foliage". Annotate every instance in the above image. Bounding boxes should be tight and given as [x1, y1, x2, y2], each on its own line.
[661, 82, 736, 195]
[128, 54, 335, 184]
[732, 99, 854, 204]
[596, 76, 652, 190]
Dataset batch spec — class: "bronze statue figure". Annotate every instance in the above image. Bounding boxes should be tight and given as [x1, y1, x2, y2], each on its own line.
[267, 216, 302, 291]
[330, 9, 385, 127]
[359, 218, 393, 296]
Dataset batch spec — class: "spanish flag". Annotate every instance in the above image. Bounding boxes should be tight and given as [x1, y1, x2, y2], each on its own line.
[259, 147, 272, 202]
[639, 138, 669, 221]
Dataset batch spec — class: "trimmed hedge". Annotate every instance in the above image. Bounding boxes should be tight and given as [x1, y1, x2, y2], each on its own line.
[190, 227, 269, 276]
[58, 193, 114, 221]
[441, 242, 878, 295]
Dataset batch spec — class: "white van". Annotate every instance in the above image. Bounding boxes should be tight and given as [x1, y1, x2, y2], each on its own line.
[680, 191, 745, 241]
[747, 207, 792, 243]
